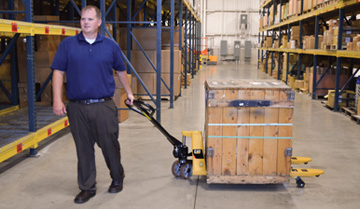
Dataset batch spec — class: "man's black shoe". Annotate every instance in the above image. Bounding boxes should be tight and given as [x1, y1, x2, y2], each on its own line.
[108, 180, 123, 193]
[74, 190, 96, 204]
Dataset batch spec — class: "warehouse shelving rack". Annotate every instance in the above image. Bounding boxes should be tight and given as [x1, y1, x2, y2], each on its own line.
[0, 0, 200, 163]
[0, 0, 79, 163]
[258, 0, 360, 112]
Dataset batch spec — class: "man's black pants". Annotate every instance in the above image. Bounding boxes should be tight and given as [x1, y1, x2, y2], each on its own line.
[67, 99, 124, 191]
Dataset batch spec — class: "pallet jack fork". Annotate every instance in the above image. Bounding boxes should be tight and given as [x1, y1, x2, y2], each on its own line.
[126, 100, 324, 187]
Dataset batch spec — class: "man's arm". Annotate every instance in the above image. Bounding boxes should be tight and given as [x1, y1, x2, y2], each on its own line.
[116, 71, 134, 105]
[52, 70, 67, 116]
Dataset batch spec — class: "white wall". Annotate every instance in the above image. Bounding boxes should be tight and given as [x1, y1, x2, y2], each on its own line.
[202, 0, 260, 64]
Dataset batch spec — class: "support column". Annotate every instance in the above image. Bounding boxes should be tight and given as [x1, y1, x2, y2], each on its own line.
[178, 0, 183, 94]
[184, 7, 188, 89]
[189, 14, 193, 78]
[286, 24, 290, 84]
[112, 1, 117, 42]
[81, 0, 86, 9]
[156, 0, 162, 121]
[170, 0, 174, 107]
[100, 0, 106, 35]
[313, 15, 319, 99]
[127, 0, 132, 73]
[334, 8, 344, 111]
[25, 0, 36, 134]
[298, 0, 304, 79]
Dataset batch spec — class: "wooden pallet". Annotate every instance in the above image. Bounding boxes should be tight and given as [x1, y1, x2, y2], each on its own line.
[330, 45, 337, 50]
[317, 0, 338, 9]
[299, 88, 309, 94]
[324, 45, 332, 50]
[351, 115, 360, 124]
[303, 9, 312, 14]
[321, 101, 334, 110]
[340, 107, 356, 117]
[315, 94, 327, 100]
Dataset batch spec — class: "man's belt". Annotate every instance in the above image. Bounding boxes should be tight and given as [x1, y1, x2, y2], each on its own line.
[70, 97, 112, 105]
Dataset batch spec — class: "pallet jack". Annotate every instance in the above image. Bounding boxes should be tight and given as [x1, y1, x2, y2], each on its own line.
[126, 100, 324, 188]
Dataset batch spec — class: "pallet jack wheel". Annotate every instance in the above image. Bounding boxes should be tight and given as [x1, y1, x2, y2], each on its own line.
[180, 163, 193, 179]
[295, 177, 305, 188]
[171, 160, 181, 177]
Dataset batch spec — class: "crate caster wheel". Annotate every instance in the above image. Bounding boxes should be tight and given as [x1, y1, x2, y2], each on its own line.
[295, 177, 305, 188]
[171, 160, 181, 177]
[180, 163, 193, 179]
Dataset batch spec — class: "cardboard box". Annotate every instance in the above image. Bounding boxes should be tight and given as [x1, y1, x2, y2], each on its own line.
[161, 50, 182, 74]
[131, 75, 138, 94]
[265, 37, 273, 47]
[130, 50, 157, 73]
[34, 51, 56, 68]
[132, 28, 157, 50]
[18, 83, 28, 108]
[35, 35, 61, 52]
[114, 73, 132, 89]
[162, 26, 184, 48]
[136, 73, 156, 94]
[327, 90, 355, 109]
[295, 80, 304, 89]
[160, 73, 181, 96]
[113, 88, 129, 123]
[358, 95, 360, 114]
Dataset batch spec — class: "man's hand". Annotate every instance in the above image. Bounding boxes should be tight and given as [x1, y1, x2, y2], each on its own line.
[53, 100, 67, 116]
[126, 94, 135, 106]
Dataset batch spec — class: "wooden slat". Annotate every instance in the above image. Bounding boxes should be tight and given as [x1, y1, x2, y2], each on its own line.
[236, 90, 251, 175]
[249, 90, 265, 175]
[221, 90, 237, 176]
[277, 90, 293, 176]
[206, 90, 224, 176]
[263, 90, 279, 175]
[207, 175, 289, 184]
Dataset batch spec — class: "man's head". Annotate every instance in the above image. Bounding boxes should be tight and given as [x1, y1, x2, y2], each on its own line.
[80, 5, 102, 37]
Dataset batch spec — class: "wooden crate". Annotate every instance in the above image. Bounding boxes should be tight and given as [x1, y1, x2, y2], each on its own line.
[205, 80, 294, 184]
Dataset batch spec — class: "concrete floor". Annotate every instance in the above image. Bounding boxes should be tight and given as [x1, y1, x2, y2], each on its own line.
[1, 63, 360, 209]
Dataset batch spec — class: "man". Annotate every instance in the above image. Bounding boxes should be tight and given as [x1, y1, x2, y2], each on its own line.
[51, 5, 134, 204]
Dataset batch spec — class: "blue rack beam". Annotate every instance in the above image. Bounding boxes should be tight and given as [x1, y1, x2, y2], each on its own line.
[334, 8, 344, 112]
[155, 0, 162, 121]
[184, 6, 188, 89]
[170, 0, 174, 108]
[312, 15, 319, 99]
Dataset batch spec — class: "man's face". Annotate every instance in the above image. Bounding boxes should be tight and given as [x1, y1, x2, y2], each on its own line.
[80, 8, 101, 35]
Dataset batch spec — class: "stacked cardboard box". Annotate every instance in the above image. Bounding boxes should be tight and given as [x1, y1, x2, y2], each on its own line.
[161, 26, 185, 49]
[0, 56, 11, 103]
[131, 49, 182, 98]
[291, 26, 300, 48]
[131, 27, 185, 50]
[309, 66, 351, 96]
[264, 36, 273, 48]
[113, 74, 132, 123]
[16, 16, 62, 107]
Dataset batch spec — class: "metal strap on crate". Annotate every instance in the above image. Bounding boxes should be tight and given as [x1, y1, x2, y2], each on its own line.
[208, 136, 292, 139]
[208, 123, 293, 126]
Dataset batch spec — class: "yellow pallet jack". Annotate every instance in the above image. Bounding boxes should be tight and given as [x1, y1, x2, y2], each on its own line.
[127, 100, 324, 188]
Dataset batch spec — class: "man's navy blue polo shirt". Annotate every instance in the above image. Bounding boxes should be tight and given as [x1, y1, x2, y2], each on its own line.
[51, 32, 126, 100]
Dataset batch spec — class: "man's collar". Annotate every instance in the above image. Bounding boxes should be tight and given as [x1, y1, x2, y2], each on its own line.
[77, 32, 104, 43]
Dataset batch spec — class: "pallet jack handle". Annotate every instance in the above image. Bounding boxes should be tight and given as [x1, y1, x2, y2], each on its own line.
[125, 99, 183, 147]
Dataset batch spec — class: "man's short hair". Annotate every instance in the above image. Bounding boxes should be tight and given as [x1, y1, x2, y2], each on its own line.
[81, 5, 101, 19]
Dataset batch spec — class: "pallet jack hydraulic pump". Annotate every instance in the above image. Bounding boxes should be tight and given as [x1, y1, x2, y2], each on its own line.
[126, 100, 324, 187]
